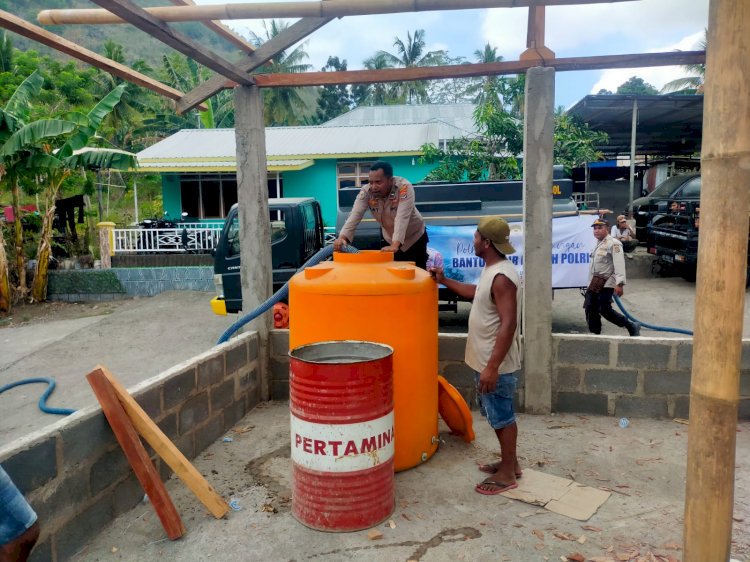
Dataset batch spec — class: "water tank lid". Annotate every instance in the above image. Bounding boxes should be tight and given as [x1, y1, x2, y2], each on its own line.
[437, 375, 475, 443]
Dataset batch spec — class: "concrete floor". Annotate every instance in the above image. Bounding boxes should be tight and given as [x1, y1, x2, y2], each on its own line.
[75, 403, 750, 562]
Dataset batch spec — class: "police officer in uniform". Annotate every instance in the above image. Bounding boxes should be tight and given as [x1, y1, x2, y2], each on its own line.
[334, 161, 428, 269]
[585, 218, 641, 336]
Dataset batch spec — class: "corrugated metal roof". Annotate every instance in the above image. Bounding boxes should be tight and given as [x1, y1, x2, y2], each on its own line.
[567, 94, 704, 156]
[320, 104, 478, 140]
[136, 122, 440, 168]
[136, 159, 313, 172]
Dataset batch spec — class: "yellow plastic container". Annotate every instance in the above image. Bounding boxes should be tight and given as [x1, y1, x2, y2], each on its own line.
[289, 251, 438, 471]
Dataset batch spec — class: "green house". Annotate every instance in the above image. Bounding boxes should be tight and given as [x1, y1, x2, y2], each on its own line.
[135, 104, 477, 227]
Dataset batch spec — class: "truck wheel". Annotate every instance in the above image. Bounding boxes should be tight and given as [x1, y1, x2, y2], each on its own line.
[681, 268, 696, 282]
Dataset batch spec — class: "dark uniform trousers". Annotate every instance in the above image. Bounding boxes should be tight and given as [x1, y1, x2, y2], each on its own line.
[584, 287, 632, 335]
[391, 230, 429, 270]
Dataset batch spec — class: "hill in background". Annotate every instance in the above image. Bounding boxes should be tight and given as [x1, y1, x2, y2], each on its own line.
[5, 0, 246, 67]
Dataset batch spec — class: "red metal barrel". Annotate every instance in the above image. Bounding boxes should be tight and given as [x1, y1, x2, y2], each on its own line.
[289, 340, 395, 532]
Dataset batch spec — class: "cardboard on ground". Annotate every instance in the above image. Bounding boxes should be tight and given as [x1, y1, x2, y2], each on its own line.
[500, 469, 611, 521]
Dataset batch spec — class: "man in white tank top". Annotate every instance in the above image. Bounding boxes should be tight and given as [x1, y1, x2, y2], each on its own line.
[430, 216, 523, 496]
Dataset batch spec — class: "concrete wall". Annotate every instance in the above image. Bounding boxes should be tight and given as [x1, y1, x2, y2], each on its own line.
[0, 333, 260, 562]
[269, 330, 750, 420]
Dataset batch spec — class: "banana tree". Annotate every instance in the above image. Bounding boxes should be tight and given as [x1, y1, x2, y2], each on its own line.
[0, 70, 45, 307]
[0, 83, 135, 303]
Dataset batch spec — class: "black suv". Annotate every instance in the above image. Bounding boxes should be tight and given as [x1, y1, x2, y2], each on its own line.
[631, 173, 701, 242]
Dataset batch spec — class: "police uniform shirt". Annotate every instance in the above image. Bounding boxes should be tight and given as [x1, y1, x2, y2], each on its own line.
[338, 176, 426, 251]
[590, 234, 627, 288]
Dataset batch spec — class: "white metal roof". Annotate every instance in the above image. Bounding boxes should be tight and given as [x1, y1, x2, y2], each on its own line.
[320, 104, 478, 140]
[136, 122, 440, 170]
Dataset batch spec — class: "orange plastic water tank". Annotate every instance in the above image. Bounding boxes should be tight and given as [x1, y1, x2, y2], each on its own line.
[289, 251, 438, 471]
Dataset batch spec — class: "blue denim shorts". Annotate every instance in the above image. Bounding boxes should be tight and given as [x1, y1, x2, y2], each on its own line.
[0, 464, 37, 545]
[474, 372, 518, 429]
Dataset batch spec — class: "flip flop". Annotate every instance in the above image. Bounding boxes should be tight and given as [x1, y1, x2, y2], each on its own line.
[475, 477, 518, 496]
[477, 461, 523, 479]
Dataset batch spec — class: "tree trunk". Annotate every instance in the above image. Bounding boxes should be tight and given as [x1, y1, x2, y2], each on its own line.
[11, 177, 26, 295]
[0, 232, 11, 312]
[31, 203, 55, 303]
[31, 174, 66, 304]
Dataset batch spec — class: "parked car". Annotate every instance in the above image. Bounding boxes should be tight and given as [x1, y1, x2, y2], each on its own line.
[631, 173, 701, 242]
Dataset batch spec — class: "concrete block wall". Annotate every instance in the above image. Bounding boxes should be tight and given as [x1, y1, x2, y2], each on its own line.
[552, 334, 750, 419]
[47, 267, 214, 302]
[0, 332, 260, 562]
[269, 329, 750, 420]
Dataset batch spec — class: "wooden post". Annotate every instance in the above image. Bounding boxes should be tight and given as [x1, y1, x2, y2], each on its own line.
[683, 1, 749, 560]
[522, 66, 555, 414]
[234, 85, 272, 401]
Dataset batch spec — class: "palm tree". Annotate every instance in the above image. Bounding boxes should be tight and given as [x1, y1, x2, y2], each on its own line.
[375, 29, 445, 104]
[249, 20, 313, 125]
[661, 30, 707, 94]
[353, 52, 401, 106]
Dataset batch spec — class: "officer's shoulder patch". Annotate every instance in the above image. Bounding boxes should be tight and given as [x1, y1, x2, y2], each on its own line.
[613, 245, 621, 253]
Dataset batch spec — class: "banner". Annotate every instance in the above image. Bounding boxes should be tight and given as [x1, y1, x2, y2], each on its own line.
[426, 215, 596, 289]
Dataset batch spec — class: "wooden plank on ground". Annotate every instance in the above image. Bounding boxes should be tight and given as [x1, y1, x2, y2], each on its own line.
[86, 368, 185, 540]
[98, 364, 230, 519]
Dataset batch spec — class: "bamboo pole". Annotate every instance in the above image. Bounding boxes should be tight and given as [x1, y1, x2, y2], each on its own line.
[683, 0, 749, 560]
[38, 0, 636, 25]
[166, 0, 255, 53]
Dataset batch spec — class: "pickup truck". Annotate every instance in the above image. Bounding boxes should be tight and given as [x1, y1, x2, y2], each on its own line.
[210, 198, 324, 315]
[632, 173, 701, 242]
[211, 175, 583, 315]
[648, 202, 750, 285]
[337, 172, 578, 251]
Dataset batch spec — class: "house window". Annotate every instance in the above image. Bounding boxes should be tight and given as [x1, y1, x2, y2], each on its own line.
[337, 162, 373, 190]
[179, 173, 284, 219]
[179, 174, 238, 219]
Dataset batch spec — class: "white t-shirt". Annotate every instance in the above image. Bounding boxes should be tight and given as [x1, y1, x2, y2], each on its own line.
[611, 225, 633, 239]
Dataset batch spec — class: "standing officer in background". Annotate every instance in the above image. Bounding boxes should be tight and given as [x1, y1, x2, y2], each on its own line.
[334, 161, 429, 269]
[585, 218, 641, 337]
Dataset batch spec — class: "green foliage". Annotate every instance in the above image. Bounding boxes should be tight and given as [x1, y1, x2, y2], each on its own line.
[420, 96, 522, 182]
[249, 20, 314, 126]
[313, 57, 353, 124]
[553, 110, 608, 174]
[661, 30, 707, 94]
[420, 96, 607, 181]
[616, 76, 659, 95]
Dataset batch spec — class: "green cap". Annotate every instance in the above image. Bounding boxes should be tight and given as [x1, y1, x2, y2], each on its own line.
[477, 216, 516, 255]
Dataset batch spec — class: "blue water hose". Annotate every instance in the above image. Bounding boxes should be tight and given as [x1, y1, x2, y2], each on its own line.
[613, 294, 693, 336]
[216, 244, 360, 344]
[0, 377, 77, 416]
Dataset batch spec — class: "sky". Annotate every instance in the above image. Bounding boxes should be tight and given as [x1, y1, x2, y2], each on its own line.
[196, 0, 709, 109]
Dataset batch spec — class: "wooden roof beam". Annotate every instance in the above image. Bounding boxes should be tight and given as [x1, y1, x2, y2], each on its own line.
[0, 9, 206, 109]
[38, 0, 637, 25]
[176, 17, 332, 114]
[87, 0, 254, 85]
[247, 51, 707, 87]
[166, 0, 255, 54]
[520, 5, 555, 61]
